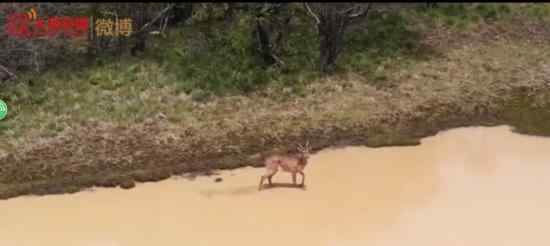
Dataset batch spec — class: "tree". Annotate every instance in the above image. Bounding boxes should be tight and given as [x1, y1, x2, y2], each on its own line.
[169, 3, 193, 25]
[304, 3, 373, 73]
[252, 3, 290, 70]
[130, 3, 177, 56]
[131, 3, 149, 56]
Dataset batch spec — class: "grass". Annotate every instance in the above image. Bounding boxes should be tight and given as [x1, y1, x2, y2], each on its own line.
[1, 4, 548, 146]
[414, 3, 550, 29]
[501, 91, 550, 137]
[1, 5, 547, 135]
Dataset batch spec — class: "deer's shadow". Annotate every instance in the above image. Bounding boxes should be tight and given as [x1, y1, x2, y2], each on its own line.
[261, 182, 307, 190]
[199, 182, 306, 198]
[199, 185, 257, 198]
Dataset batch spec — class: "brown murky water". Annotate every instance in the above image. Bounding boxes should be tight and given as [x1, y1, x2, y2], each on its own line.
[1, 126, 550, 246]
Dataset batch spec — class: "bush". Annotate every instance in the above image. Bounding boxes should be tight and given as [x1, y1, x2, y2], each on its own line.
[342, 11, 425, 76]
[158, 7, 321, 95]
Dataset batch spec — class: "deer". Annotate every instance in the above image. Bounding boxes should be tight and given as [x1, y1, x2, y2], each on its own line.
[258, 141, 312, 191]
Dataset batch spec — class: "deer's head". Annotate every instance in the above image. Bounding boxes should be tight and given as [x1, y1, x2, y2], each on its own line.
[297, 141, 312, 165]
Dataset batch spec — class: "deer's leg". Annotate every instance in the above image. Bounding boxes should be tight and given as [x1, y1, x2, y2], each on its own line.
[292, 172, 297, 185]
[267, 169, 278, 186]
[259, 169, 277, 190]
[258, 176, 265, 191]
[298, 171, 305, 187]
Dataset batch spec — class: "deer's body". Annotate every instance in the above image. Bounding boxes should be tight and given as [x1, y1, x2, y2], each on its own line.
[265, 154, 308, 172]
[258, 142, 311, 190]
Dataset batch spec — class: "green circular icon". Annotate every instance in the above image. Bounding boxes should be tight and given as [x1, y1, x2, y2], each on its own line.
[0, 99, 7, 120]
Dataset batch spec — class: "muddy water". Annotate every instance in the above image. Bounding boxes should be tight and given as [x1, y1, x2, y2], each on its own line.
[2, 126, 550, 246]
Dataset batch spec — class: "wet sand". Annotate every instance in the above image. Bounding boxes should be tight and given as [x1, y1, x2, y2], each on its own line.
[1, 125, 550, 246]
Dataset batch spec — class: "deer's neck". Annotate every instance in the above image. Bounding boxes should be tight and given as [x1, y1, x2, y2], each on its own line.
[297, 155, 308, 166]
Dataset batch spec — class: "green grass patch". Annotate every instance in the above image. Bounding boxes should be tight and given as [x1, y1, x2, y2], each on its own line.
[502, 92, 550, 137]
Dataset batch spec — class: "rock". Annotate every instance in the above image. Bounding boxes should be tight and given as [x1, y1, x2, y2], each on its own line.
[133, 171, 154, 182]
[214, 177, 223, 183]
[181, 173, 197, 181]
[191, 89, 211, 103]
[144, 118, 155, 125]
[96, 178, 118, 188]
[167, 136, 176, 144]
[156, 112, 167, 120]
[120, 179, 136, 189]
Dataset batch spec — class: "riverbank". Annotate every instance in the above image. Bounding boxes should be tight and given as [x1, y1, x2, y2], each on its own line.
[1, 5, 550, 199]
[3, 126, 550, 246]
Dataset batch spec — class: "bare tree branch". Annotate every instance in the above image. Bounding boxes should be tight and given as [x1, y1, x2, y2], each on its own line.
[132, 4, 176, 36]
[303, 3, 373, 73]
[339, 5, 359, 16]
[272, 53, 287, 70]
[304, 3, 321, 25]
[0, 64, 17, 81]
[347, 3, 373, 19]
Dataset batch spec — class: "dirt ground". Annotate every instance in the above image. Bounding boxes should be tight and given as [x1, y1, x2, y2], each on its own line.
[3, 126, 550, 245]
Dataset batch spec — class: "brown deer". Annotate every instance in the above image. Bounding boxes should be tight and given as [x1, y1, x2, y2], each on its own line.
[258, 141, 312, 190]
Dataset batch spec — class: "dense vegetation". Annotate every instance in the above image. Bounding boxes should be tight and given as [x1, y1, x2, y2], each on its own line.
[3, 3, 547, 92]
